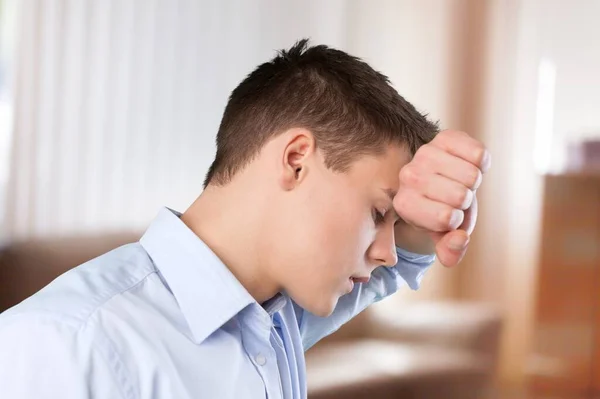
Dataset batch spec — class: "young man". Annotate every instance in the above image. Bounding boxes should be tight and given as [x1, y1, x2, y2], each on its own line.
[0, 40, 489, 398]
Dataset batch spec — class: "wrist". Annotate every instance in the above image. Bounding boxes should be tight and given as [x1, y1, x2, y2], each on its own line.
[394, 220, 436, 255]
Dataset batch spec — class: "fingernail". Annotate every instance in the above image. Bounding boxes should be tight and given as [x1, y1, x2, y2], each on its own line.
[481, 151, 492, 174]
[449, 235, 469, 251]
[461, 189, 474, 210]
[449, 209, 464, 230]
[473, 172, 483, 190]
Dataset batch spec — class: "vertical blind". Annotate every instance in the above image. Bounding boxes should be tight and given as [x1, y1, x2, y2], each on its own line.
[3, 0, 349, 239]
[3, 0, 461, 240]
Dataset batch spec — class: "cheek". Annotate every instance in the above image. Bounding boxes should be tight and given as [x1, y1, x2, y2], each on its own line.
[288, 175, 375, 272]
[316, 199, 375, 267]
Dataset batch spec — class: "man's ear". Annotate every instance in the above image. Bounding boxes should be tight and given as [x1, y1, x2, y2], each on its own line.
[280, 128, 315, 190]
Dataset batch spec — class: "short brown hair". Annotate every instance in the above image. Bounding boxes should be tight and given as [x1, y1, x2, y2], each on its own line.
[204, 39, 438, 188]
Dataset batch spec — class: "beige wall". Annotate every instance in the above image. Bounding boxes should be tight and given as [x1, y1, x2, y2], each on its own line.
[369, 0, 566, 390]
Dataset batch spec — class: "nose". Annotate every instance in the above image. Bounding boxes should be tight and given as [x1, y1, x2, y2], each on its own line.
[367, 226, 398, 267]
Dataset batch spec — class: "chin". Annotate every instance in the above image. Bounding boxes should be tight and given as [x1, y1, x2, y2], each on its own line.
[302, 297, 338, 317]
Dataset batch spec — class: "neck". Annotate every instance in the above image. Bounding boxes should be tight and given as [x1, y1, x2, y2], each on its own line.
[181, 182, 281, 304]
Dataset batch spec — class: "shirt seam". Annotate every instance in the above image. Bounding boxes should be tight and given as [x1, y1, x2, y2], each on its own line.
[91, 333, 134, 399]
[75, 269, 157, 334]
[92, 324, 139, 399]
[76, 271, 157, 399]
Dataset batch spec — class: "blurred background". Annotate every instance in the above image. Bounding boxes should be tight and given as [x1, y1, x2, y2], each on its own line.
[0, 0, 599, 398]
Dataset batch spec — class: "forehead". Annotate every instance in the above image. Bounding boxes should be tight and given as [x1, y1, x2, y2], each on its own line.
[345, 145, 411, 189]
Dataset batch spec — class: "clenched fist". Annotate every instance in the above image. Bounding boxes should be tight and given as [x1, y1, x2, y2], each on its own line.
[393, 130, 491, 267]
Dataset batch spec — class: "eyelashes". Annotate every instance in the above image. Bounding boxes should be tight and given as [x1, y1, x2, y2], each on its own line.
[372, 208, 387, 224]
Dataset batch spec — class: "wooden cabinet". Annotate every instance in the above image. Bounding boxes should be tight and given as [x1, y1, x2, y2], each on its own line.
[529, 176, 600, 395]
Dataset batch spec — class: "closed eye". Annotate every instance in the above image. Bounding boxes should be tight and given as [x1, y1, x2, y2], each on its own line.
[372, 208, 386, 224]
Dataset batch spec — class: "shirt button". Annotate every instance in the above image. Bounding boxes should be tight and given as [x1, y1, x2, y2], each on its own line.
[255, 353, 267, 366]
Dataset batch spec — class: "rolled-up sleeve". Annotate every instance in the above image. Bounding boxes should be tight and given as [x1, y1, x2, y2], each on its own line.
[297, 247, 436, 350]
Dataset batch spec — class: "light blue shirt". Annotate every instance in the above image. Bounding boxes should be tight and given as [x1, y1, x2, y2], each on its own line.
[0, 208, 434, 399]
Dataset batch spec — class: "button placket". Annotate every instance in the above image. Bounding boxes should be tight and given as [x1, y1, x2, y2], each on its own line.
[240, 304, 284, 399]
[254, 353, 267, 366]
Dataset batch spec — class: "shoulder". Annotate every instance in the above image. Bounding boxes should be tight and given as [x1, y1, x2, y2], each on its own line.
[0, 300, 133, 399]
[0, 242, 158, 331]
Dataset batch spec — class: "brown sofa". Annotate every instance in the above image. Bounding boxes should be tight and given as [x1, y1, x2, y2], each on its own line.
[0, 233, 502, 398]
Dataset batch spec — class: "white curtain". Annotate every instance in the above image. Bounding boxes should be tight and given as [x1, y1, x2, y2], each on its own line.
[2, 0, 464, 240]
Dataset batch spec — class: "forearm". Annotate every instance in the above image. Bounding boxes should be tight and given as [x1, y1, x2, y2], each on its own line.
[394, 219, 435, 255]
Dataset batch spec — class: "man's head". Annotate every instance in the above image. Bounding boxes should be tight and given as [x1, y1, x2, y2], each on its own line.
[202, 39, 438, 316]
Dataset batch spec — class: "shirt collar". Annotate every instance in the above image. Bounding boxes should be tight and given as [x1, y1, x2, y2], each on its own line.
[140, 207, 255, 344]
[262, 292, 287, 316]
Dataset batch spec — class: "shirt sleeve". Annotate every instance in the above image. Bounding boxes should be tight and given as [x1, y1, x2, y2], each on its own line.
[296, 247, 436, 350]
[0, 313, 130, 399]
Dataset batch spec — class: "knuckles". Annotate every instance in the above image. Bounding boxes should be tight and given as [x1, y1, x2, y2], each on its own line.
[466, 166, 482, 189]
[399, 164, 421, 188]
[438, 207, 454, 231]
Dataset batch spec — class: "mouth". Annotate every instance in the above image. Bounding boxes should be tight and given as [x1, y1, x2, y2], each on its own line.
[350, 276, 370, 284]
[346, 278, 354, 293]
[345, 275, 371, 293]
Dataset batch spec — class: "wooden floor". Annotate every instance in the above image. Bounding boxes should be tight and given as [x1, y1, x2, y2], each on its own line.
[524, 396, 600, 399]
[490, 388, 600, 399]
[496, 393, 600, 399]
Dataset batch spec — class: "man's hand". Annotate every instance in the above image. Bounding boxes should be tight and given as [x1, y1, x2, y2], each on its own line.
[393, 130, 490, 267]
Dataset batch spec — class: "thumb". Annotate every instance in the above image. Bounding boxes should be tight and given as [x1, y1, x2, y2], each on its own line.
[433, 229, 470, 267]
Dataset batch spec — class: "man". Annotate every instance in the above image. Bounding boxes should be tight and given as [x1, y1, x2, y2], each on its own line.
[0, 40, 489, 398]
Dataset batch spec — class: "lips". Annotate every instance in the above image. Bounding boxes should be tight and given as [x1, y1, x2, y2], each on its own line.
[350, 276, 370, 284]
[346, 278, 354, 293]
[345, 276, 370, 294]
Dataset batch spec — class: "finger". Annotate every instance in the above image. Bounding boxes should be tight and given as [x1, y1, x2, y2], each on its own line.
[411, 170, 474, 210]
[459, 195, 478, 235]
[409, 145, 483, 190]
[394, 189, 464, 232]
[435, 229, 470, 267]
[431, 130, 491, 173]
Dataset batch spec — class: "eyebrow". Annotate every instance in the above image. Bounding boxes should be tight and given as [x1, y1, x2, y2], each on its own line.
[381, 188, 400, 222]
